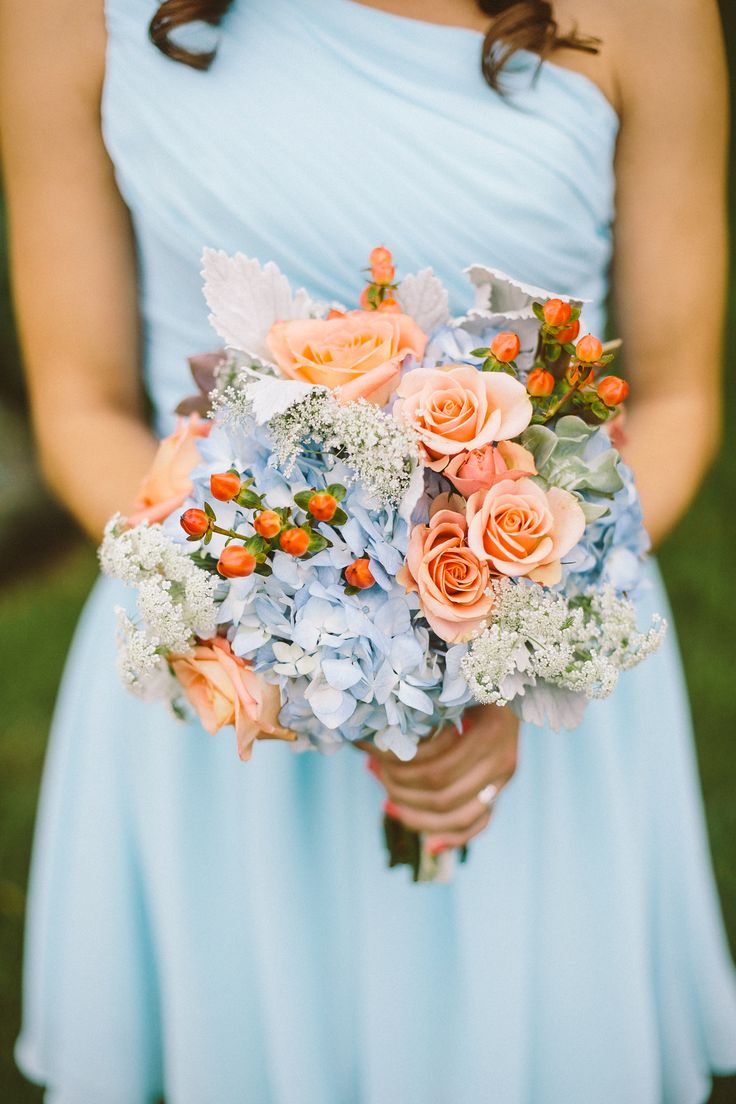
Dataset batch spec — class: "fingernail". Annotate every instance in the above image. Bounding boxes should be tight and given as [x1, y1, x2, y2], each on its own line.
[428, 842, 448, 856]
[365, 757, 382, 779]
[461, 718, 472, 734]
[383, 800, 401, 818]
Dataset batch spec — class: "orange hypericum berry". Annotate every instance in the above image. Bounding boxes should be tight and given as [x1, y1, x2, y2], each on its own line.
[279, 527, 310, 557]
[377, 296, 402, 313]
[217, 546, 257, 579]
[597, 376, 630, 406]
[308, 492, 338, 522]
[210, 471, 241, 502]
[490, 331, 521, 363]
[371, 261, 396, 286]
[543, 298, 572, 327]
[575, 334, 604, 363]
[253, 509, 282, 539]
[369, 246, 393, 268]
[180, 508, 210, 537]
[566, 363, 594, 388]
[345, 558, 375, 590]
[556, 319, 580, 345]
[527, 368, 555, 397]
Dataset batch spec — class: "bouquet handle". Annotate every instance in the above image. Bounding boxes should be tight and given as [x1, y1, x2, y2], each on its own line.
[382, 813, 467, 883]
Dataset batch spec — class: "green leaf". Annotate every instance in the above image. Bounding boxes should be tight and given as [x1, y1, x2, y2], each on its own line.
[570, 306, 581, 321]
[330, 507, 349, 527]
[532, 301, 545, 321]
[236, 489, 263, 509]
[254, 562, 273, 577]
[307, 531, 329, 554]
[202, 529, 213, 546]
[344, 584, 361, 596]
[293, 490, 314, 511]
[325, 483, 347, 502]
[243, 535, 268, 555]
[204, 501, 216, 519]
[469, 347, 491, 358]
[590, 400, 612, 421]
[186, 533, 201, 543]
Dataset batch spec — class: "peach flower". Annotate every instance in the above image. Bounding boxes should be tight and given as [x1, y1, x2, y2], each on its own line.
[466, 477, 586, 587]
[170, 637, 295, 761]
[128, 414, 211, 526]
[445, 440, 537, 497]
[396, 509, 495, 643]
[266, 310, 427, 406]
[392, 364, 532, 462]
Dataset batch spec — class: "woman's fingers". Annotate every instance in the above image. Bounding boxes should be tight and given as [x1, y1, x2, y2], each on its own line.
[424, 809, 493, 852]
[381, 757, 512, 815]
[383, 786, 502, 836]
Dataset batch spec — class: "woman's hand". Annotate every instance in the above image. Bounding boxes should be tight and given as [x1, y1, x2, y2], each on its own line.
[366, 705, 519, 853]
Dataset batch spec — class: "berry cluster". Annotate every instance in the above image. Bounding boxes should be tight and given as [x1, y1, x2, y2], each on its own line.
[180, 475, 375, 592]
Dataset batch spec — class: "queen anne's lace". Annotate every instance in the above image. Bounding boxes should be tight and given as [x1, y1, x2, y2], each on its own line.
[461, 580, 666, 723]
[99, 518, 217, 699]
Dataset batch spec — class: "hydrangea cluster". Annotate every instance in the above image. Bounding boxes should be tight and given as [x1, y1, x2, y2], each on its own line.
[461, 579, 666, 729]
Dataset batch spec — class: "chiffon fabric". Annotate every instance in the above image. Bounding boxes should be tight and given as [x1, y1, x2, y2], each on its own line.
[16, 1, 736, 1100]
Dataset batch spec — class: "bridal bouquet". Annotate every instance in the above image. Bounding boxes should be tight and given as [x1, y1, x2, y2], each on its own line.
[100, 247, 665, 879]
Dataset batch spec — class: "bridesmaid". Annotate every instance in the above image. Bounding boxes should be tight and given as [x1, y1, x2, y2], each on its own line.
[1, 0, 735, 1101]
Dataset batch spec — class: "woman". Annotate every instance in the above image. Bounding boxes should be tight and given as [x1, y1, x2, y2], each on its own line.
[2, 0, 735, 1100]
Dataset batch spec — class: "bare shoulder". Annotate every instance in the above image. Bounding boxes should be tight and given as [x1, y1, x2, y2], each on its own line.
[548, 0, 726, 119]
[0, 0, 107, 114]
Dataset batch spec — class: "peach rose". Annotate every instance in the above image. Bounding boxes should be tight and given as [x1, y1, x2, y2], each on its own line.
[466, 477, 586, 587]
[128, 414, 211, 526]
[444, 440, 537, 497]
[170, 637, 295, 761]
[396, 509, 494, 643]
[266, 310, 427, 405]
[392, 364, 532, 462]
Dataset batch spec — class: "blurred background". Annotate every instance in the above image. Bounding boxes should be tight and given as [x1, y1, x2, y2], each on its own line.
[1, 5, 735, 1102]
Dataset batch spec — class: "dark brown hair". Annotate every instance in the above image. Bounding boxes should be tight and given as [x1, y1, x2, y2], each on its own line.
[149, 0, 599, 88]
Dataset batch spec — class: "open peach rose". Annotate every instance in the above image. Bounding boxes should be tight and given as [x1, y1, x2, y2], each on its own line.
[266, 310, 427, 406]
[466, 477, 586, 587]
[445, 440, 537, 497]
[170, 637, 295, 761]
[396, 509, 495, 643]
[128, 414, 211, 526]
[392, 364, 532, 462]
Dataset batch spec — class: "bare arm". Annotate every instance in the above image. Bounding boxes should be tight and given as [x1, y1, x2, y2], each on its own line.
[609, 0, 728, 544]
[0, 0, 157, 540]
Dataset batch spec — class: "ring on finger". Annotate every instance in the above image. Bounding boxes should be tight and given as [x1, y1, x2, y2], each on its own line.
[477, 782, 500, 809]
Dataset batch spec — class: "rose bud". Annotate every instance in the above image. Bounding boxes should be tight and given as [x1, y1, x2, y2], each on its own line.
[490, 331, 521, 363]
[210, 471, 241, 502]
[597, 376, 630, 406]
[308, 492, 338, 522]
[253, 509, 282, 539]
[369, 246, 393, 268]
[217, 546, 257, 578]
[526, 368, 555, 397]
[345, 558, 375, 590]
[575, 334, 604, 364]
[180, 508, 210, 538]
[556, 319, 580, 345]
[543, 299, 572, 327]
[279, 527, 311, 557]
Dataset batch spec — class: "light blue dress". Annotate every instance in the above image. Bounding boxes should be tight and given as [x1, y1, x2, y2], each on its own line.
[16, 1, 736, 1101]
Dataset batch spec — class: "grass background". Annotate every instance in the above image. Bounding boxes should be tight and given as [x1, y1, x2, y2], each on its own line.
[1, 5, 735, 1101]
